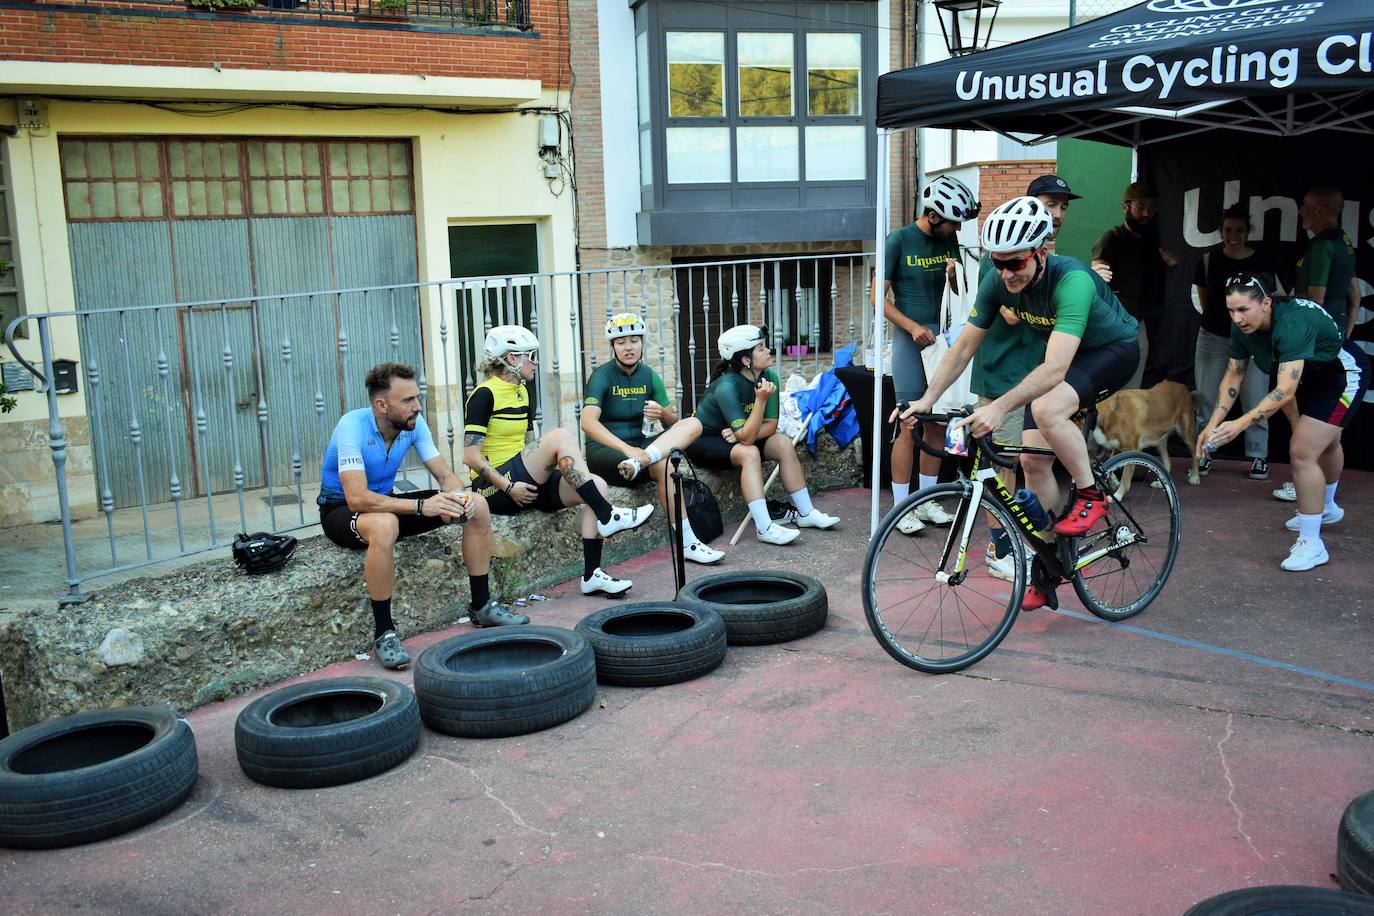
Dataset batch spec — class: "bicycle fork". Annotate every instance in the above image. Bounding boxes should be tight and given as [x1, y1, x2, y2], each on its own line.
[935, 477, 987, 584]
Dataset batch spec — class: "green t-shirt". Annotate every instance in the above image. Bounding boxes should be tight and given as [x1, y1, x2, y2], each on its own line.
[583, 361, 669, 441]
[694, 368, 781, 433]
[1228, 297, 1343, 376]
[885, 223, 959, 327]
[970, 254, 1045, 399]
[1295, 226, 1355, 322]
[969, 255, 1138, 352]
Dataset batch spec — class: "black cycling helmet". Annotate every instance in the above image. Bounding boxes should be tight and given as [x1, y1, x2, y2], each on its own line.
[232, 531, 299, 574]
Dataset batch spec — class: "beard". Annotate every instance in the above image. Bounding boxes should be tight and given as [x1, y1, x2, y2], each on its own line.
[1124, 211, 1155, 235]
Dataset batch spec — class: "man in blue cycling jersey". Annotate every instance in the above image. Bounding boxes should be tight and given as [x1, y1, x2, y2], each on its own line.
[318, 362, 500, 670]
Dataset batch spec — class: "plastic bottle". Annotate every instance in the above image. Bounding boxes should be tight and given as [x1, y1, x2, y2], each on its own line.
[1013, 488, 1050, 532]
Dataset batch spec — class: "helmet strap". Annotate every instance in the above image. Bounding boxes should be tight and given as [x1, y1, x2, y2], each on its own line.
[1030, 250, 1047, 287]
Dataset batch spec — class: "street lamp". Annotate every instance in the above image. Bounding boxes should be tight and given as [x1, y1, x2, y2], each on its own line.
[931, 0, 1001, 57]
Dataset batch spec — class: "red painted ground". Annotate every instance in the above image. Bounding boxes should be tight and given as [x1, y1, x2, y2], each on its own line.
[3, 459, 1372, 915]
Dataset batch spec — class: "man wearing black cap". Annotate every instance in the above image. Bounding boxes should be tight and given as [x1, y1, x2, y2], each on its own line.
[1092, 181, 1180, 388]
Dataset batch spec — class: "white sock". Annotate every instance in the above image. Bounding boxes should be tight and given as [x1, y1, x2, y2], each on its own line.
[748, 498, 772, 531]
[646, 446, 663, 465]
[1325, 482, 1339, 510]
[919, 473, 938, 491]
[789, 488, 815, 516]
[891, 482, 910, 504]
[1298, 512, 1323, 541]
[677, 514, 697, 544]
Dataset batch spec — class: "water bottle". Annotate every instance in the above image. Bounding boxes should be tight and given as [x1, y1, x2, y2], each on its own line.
[452, 491, 469, 525]
[1014, 488, 1050, 533]
[642, 412, 657, 439]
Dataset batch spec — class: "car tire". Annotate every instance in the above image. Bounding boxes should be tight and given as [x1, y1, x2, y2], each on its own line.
[234, 677, 421, 789]
[678, 570, 828, 645]
[574, 601, 727, 687]
[1183, 885, 1374, 915]
[414, 626, 596, 738]
[1340, 789, 1374, 895]
[0, 706, 198, 849]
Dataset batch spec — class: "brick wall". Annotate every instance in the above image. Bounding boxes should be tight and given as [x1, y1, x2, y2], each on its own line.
[0, 2, 569, 84]
[568, 0, 605, 259]
[975, 158, 1057, 239]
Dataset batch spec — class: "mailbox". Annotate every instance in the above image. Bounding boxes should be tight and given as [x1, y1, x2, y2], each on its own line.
[51, 358, 79, 395]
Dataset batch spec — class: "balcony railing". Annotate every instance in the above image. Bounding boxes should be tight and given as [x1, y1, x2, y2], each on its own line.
[5, 252, 874, 603]
[19, 0, 534, 31]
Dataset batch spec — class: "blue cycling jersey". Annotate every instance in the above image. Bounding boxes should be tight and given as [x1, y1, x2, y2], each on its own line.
[318, 407, 441, 504]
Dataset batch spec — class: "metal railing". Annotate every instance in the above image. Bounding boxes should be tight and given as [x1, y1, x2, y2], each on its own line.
[5, 252, 873, 603]
[9, 0, 535, 30]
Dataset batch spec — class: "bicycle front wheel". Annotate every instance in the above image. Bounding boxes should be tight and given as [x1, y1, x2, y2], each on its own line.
[1070, 451, 1181, 621]
[862, 483, 1027, 674]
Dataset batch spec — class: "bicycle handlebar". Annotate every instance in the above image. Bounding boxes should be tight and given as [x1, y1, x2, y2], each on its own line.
[892, 402, 1016, 469]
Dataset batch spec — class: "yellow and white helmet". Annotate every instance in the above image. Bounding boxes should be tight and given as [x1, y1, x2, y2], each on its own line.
[605, 313, 648, 341]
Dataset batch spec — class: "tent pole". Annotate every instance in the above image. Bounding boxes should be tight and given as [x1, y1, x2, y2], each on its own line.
[870, 127, 891, 537]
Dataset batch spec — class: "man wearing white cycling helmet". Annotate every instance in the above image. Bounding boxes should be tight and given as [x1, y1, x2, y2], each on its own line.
[581, 313, 722, 564]
[464, 325, 654, 604]
[687, 324, 839, 545]
[881, 174, 977, 535]
[904, 196, 1139, 610]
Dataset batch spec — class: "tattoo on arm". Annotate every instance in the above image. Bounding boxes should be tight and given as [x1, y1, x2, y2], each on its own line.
[463, 432, 485, 448]
[1226, 387, 1238, 399]
[1289, 369, 1300, 380]
[1268, 389, 1285, 404]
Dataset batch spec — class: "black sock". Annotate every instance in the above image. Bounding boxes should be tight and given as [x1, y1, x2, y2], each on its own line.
[576, 480, 614, 525]
[371, 598, 395, 640]
[582, 537, 603, 580]
[469, 574, 490, 612]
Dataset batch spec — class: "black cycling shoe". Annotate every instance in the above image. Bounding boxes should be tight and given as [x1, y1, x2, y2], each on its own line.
[470, 600, 530, 627]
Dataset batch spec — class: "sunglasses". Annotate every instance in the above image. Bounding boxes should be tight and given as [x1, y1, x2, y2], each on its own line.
[1225, 274, 1268, 299]
[991, 253, 1035, 272]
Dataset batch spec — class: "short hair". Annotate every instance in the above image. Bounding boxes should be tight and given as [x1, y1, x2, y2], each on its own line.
[1220, 203, 1250, 228]
[365, 363, 416, 400]
[1305, 186, 1343, 213]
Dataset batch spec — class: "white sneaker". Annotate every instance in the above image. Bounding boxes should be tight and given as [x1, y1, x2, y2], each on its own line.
[913, 501, 956, 526]
[756, 523, 801, 546]
[896, 511, 925, 535]
[683, 540, 724, 564]
[793, 508, 839, 529]
[1280, 537, 1329, 571]
[1284, 504, 1344, 531]
[1272, 481, 1297, 502]
[596, 504, 655, 538]
[581, 567, 633, 595]
[986, 550, 1018, 582]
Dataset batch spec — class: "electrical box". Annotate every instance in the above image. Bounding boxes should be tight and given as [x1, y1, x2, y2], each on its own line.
[17, 99, 45, 132]
[51, 359, 79, 395]
[538, 115, 560, 152]
[1, 360, 34, 393]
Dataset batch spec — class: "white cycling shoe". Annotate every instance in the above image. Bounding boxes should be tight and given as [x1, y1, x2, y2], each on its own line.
[896, 512, 925, 535]
[756, 523, 801, 546]
[581, 567, 633, 595]
[683, 540, 724, 564]
[793, 508, 839, 529]
[1284, 504, 1343, 530]
[912, 501, 956, 526]
[596, 504, 655, 538]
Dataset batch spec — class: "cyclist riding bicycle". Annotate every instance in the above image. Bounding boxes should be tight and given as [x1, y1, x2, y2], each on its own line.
[901, 195, 1140, 609]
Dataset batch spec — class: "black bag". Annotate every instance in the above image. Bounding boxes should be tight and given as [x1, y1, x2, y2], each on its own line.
[679, 460, 723, 544]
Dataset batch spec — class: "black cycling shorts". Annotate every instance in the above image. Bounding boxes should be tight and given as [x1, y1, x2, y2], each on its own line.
[1024, 337, 1139, 431]
[585, 439, 653, 486]
[685, 430, 773, 469]
[319, 488, 447, 549]
[1295, 339, 1369, 429]
[480, 454, 569, 516]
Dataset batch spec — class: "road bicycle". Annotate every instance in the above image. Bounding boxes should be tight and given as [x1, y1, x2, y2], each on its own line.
[861, 406, 1182, 674]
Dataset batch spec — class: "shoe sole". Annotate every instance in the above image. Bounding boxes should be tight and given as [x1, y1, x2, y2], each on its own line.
[685, 553, 723, 564]
[1281, 554, 1329, 571]
[582, 585, 633, 596]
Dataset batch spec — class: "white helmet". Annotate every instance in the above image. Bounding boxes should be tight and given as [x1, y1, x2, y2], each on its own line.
[483, 324, 540, 359]
[922, 175, 980, 223]
[717, 324, 766, 361]
[605, 312, 647, 341]
[981, 196, 1054, 254]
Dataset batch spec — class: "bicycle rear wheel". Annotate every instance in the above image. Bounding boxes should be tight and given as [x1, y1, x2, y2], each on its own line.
[1069, 451, 1181, 621]
[862, 483, 1027, 674]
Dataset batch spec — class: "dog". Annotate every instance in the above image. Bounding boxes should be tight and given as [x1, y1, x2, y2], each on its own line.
[1090, 380, 1201, 491]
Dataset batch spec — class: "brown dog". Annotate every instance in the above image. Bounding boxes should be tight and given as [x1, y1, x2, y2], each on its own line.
[1090, 380, 1201, 488]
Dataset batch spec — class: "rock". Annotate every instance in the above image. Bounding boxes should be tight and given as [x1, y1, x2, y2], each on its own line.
[98, 628, 145, 667]
[424, 559, 447, 573]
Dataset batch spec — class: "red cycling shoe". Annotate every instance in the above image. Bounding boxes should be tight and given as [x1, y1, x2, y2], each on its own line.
[1022, 585, 1050, 611]
[1052, 487, 1107, 537]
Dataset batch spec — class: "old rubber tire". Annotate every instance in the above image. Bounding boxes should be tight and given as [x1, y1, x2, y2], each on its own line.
[234, 677, 421, 789]
[414, 626, 596, 738]
[678, 570, 828, 645]
[1339, 789, 1374, 895]
[574, 601, 727, 687]
[0, 706, 197, 849]
[1183, 885, 1374, 914]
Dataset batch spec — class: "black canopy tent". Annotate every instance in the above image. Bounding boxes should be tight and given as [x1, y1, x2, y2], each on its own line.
[862, 0, 1374, 530]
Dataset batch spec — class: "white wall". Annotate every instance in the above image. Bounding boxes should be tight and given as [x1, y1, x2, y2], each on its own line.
[597, 0, 642, 248]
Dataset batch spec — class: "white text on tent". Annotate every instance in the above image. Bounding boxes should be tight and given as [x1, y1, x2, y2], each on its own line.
[954, 61, 1108, 103]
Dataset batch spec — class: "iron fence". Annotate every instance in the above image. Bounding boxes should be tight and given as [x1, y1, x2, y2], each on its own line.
[6, 0, 534, 30]
[5, 252, 873, 603]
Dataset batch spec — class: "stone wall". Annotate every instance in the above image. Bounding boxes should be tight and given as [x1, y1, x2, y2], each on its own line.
[0, 437, 861, 730]
[0, 416, 97, 529]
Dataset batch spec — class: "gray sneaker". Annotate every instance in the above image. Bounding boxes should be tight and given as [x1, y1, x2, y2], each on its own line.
[373, 631, 411, 670]
[471, 600, 530, 628]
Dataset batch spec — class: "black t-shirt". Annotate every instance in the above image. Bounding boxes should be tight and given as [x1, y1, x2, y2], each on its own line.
[1192, 248, 1277, 337]
[1092, 224, 1166, 320]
